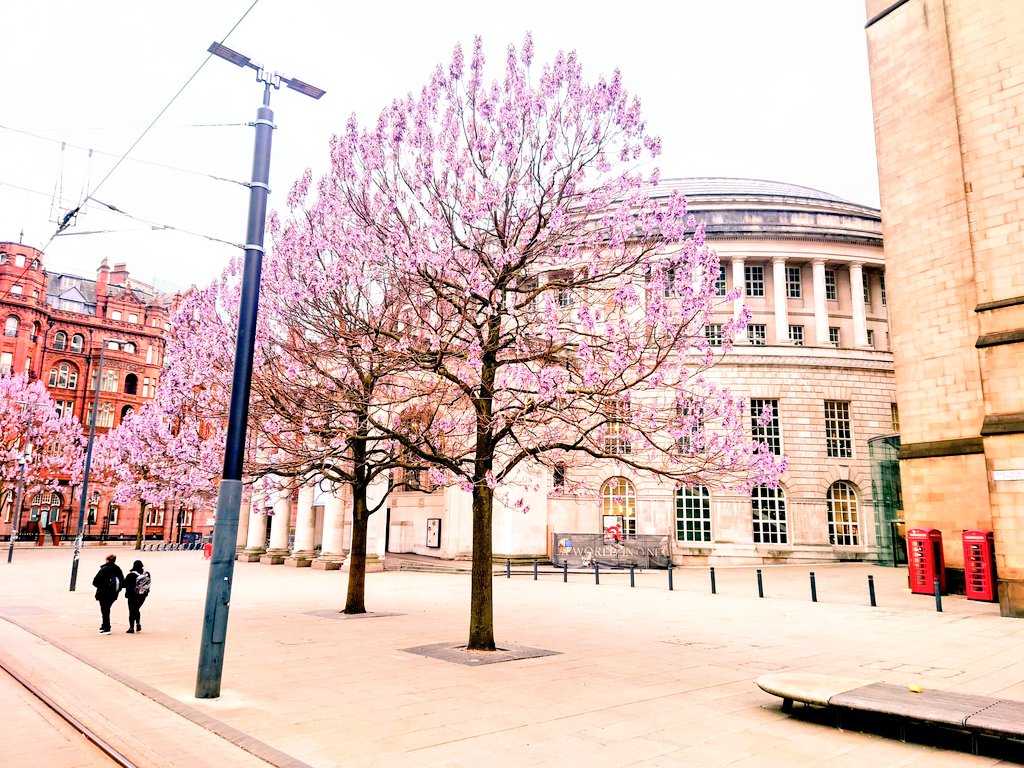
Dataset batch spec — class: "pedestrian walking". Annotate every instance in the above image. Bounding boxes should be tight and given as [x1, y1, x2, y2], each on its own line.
[92, 554, 124, 635]
[123, 559, 151, 634]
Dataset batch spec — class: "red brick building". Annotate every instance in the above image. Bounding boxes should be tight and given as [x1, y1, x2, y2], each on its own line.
[0, 241, 208, 544]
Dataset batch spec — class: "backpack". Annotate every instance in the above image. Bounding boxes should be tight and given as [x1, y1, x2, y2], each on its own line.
[94, 569, 119, 594]
[134, 571, 151, 596]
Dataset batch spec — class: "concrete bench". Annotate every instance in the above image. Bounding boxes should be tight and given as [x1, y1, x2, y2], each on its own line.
[756, 673, 1024, 756]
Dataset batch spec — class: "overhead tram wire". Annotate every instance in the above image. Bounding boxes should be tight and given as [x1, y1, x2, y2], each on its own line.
[0, 178, 243, 250]
[0, 123, 250, 188]
[64, 197, 243, 249]
[46, 0, 264, 250]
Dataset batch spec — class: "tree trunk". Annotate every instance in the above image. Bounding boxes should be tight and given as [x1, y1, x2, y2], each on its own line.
[343, 489, 369, 614]
[467, 483, 495, 650]
[135, 500, 146, 550]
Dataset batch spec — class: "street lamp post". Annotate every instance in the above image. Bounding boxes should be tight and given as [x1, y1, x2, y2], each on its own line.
[195, 42, 324, 700]
[69, 338, 127, 591]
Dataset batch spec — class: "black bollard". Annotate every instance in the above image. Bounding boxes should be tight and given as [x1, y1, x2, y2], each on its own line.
[563, 560, 568, 583]
[757, 568, 764, 598]
[668, 562, 674, 591]
[506, 558, 511, 579]
[809, 571, 817, 603]
[629, 562, 635, 588]
[934, 577, 943, 612]
[868, 574, 877, 607]
[594, 561, 600, 585]
[710, 566, 717, 594]
[533, 559, 538, 581]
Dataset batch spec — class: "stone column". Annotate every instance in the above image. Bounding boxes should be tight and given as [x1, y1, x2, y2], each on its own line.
[261, 487, 291, 565]
[286, 484, 316, 567]
[313, 488, 345, 570]
[235, 490, 251, 554]
[731, 256, 747, 343]
[772, 256, 790, 344]
[849, 262, 870, 348]
[241, 495, 267, 562]
[812, 258, 831, 346]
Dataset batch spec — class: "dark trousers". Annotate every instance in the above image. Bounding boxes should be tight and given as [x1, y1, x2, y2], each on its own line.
[127, 595, 147, 629]
[98, 597, 116, 630]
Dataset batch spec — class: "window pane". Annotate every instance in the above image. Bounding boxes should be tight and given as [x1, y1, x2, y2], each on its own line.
[744, 265, 765, 297]
[824, 400, 853, 458]
[752, 486, 787, 544]
[827, 482, 860, 545]
[785, 266, 802, 299]
[676, 486, 711, 543]
[750, 399, 781, 455]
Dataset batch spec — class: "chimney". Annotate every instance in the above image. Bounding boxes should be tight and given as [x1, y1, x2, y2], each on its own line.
[95, 259, 110, 317]
[110, 262, 129, 286]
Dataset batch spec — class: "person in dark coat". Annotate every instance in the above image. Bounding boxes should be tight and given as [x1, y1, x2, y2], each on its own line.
[92, 554, 124, 634]
[123, 559, 150, 633]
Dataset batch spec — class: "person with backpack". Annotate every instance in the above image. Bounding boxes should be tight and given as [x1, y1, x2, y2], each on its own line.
[92, 554, 124, 635]
[123, 559, 151, 634]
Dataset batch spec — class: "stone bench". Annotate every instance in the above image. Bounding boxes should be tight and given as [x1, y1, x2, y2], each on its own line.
[756, 673, 1024, 756]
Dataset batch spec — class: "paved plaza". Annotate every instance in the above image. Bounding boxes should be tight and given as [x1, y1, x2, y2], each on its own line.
[0, 546, 1022, 767]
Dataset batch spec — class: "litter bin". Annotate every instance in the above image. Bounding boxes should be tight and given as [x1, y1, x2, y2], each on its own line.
[908, 528, 945, 595]
[963, 530, 997, 602]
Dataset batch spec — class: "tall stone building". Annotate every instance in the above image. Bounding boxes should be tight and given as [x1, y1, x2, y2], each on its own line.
[865, 0, 1024, 615]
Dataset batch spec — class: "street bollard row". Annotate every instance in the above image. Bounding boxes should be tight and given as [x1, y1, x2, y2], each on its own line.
[498, 562, 962, 611]
[138, 542, 203, 552]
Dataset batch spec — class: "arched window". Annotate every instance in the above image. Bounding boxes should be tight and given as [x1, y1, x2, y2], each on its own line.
[48, 363, 78, 389]
[99, 402, 114, 428]
[4, 316, 18, 337]
[121, 404, 134, 420]
[31, 322, 40, 342]
[70, 334, 84, 352]
[827, 481, 860, 546]
[752, 485, 787, 545]
[675, 485, 711, 543]
[124, 373, 138, 395]
[53, 331, 67, 350]
[600, 477, 636, 538]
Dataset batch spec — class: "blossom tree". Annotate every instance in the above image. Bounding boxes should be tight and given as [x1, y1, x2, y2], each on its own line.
[0, 374, 83, 532]
[254, 207, 431, 613]
[314, 35, 786, 650]
[160, 225, 422, 614]
[93, 403, 177, 549]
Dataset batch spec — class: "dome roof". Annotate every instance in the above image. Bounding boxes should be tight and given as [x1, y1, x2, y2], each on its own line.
[649, 177, 858, 206]
[644, 177, 882, 246]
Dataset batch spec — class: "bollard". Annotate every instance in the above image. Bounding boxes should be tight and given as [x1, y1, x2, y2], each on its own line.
[710, 566, 717, 594]
[868, 574, 877, 607]
[668, 562, 674, 591]
[563, 560, 568, 583]
[594, 561, 600, 585]
[629, 562, 635, 588]
[506, 558, 511, 579]
[809, 571, 817, 603]
[757, 568, 764, 598]
[533, 559, 538, 581]
[934, 577, 943, 612]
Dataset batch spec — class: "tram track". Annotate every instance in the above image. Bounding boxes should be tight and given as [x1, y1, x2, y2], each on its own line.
[0, 652, 139, 768]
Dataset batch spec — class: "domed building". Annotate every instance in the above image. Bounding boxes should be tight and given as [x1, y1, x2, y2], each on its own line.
[242, 178, 898, 569]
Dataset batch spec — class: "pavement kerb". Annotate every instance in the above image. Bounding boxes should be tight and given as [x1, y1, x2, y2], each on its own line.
[0, 613, 311, 768]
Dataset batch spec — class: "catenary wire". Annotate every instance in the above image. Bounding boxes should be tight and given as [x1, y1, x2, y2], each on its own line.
[47, 0, 264, 247]
[0, 123, 250, 187]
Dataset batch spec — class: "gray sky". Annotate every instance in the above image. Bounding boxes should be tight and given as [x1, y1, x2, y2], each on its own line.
[0, 1, 878, 292]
